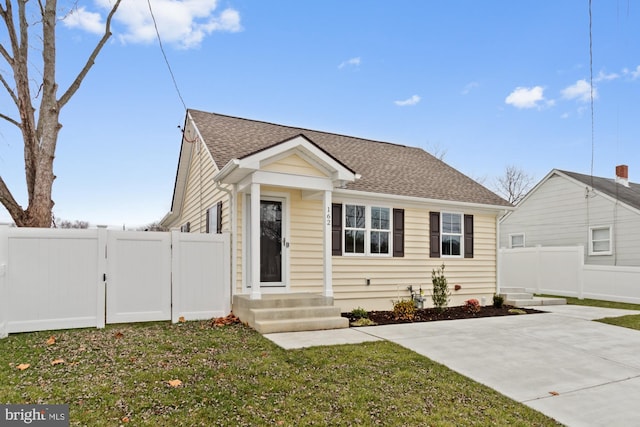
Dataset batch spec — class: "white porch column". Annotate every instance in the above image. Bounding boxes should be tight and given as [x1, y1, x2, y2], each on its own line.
[323, 190, 333, 297]
[250, 183, 262, 300]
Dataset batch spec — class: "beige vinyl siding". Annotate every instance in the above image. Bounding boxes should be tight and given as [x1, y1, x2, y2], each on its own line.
[332, 209, 497, 311]
[262, 154, 326, 177]
[501, 174, 640, 266]
[174, 140, 231, 233]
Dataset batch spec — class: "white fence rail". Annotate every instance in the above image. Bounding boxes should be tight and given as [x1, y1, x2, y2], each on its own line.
[0, 226, 230, 338]
[500, 246, 640, 304]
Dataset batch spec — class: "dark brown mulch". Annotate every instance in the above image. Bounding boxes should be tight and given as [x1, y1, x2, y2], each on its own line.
[342, 305, 544, 326]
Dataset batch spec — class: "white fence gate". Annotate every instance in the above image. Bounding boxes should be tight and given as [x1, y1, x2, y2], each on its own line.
[499, 245, 640, 304]
[0, 226, 230, 338]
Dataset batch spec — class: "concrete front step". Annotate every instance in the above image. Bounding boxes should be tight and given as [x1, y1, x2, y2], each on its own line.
[505, 297, 567, 307]
[255, 316, 349, 334]
[233, 293, 348, 334]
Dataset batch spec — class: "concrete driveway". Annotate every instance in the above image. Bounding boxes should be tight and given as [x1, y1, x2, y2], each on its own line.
[265, 305, 640, 427]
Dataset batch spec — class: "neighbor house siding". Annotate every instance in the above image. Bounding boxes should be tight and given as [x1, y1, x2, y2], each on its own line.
[500, 173, 640, 266]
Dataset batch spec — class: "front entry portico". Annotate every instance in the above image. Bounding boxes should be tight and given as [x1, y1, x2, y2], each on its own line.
[212, 134, 358, 301]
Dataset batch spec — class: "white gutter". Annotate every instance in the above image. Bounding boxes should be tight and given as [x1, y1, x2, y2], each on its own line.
[334, 188, 515, 213]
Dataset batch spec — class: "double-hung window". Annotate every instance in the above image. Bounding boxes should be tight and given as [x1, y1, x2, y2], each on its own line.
[441, 212, 462, 256]
[343, 204, 391, 256]
[589, 226, 612, 255]
[344, 204, 366, 254]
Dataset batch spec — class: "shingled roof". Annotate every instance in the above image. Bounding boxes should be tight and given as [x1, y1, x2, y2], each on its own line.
[189, 109, 511, 208]
[559, 170, 640, 211]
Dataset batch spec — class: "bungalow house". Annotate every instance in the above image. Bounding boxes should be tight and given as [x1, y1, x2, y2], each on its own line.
[499, 166, 640, 266]
[161, 110, 512, 332]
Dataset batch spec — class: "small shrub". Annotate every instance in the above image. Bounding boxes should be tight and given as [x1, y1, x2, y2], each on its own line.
[392, 299, 416, 321]
[431, 264, 450, 312]
[350, 307, 369, 319]
[493, 294, 504, 308]
[464, 298, 481, 314]
[508, 308, 527, 315]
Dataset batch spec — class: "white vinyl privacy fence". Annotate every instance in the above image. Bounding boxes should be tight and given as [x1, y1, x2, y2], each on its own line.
[499, 245, 640, 304]
[0, 226, 230, 338]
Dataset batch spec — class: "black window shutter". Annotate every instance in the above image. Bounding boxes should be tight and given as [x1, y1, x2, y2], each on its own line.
[216, 201, 223, 234]
[332, 203, 342, 256]
[429, 211, 440, 258]
[464, 214, 474, 258]
[205, 209, 210, 233]
[393, 208, 404, 257]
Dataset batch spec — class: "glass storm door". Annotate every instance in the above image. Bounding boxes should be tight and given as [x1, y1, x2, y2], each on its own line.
[260, 199, 285, 286]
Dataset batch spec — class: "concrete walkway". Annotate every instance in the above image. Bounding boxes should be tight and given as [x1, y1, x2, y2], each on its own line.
[265, 305, 640, 427]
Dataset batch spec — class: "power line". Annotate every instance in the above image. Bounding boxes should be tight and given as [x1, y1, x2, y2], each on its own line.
[147, 0, 187, 111]
[588, 0, 595, 187]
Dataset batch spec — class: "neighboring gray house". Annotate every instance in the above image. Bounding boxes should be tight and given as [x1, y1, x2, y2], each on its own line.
[499, 165, 640, 266]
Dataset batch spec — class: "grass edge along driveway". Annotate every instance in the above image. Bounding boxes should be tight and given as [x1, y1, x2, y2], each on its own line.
[539, 294, 640, 331]
[1, 321, 560, 426]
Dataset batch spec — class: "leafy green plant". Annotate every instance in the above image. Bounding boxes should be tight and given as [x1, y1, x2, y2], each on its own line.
[350, 307, 369, 319]
[464, 299, 481, 314]
[431, 264, 450, 312]
[493, 294, 504, 308]
[392, 299, 416, 321]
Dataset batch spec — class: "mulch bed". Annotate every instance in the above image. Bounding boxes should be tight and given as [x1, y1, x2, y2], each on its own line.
[342, 305, 544, 326]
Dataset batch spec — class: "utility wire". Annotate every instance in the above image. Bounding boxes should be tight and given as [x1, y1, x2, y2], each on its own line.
[588, 0, 595, 188]
[147, 0, 187, 111]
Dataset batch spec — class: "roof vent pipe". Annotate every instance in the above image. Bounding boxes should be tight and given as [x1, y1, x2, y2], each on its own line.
[615, 164, 629, 187]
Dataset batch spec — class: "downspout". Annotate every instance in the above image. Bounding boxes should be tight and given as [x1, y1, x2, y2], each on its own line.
[215, 181, 235, 312]
[496, 210, 506, 295]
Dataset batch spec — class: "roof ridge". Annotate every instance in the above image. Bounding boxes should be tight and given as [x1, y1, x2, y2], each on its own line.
[558, 169, 639, 186]
[188, 108, 412, 150]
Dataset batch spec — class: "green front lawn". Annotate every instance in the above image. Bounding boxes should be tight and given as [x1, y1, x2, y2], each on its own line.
[0, 321, 559, 426]
[539, 294, 640, 331]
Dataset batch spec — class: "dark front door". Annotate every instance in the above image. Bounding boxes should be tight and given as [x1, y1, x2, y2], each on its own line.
[260, 200, 283, 285]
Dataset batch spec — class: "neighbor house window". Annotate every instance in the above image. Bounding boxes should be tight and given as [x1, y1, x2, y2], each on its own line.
[180, 222, 190, 233]
[510, 233, 525, 248]
[441, 212, 462, 256]
[589, 226, 612, 255]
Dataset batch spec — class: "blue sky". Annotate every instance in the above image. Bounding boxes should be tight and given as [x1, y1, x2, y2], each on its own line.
[1, 0, 639, 227]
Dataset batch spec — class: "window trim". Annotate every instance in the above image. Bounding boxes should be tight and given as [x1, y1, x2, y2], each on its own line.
[341, 203, 393, 257]
[441, 211, 463, 258]
[589, 225, 612, 256]
[509, 233, 525, 249]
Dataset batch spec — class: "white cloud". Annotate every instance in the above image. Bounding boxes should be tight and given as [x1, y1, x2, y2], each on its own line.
[338, 57, 361, 69]
[394, 95, 421, 106]
[63, 7, 105, 34]
[65, 0, 242, 50]
[594, 70, 619, 82]
[504, 86, 545, 109]
[630, 65, 640, 80]
[561, 79, 597, 102]
[461, 82, 478, 95]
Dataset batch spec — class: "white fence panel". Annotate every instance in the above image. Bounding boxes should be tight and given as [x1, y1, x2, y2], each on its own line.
[4, 228, 103, 333]
[500, 245, 640, 303]
[583, 265, 640, 304]
[171, 232, 230, 322]
[106, 232, 171, 324]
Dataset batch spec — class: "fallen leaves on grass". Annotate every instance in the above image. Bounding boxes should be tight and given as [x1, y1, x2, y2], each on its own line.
[46, 336, 56, 345]
[114, 331, 124, 339]
[178, 316, 186, 323]
[51, 359, 65, 366]
[166, 379, 183, 388]
[16, 363, 30, 371]
[211, 313, 241, 327]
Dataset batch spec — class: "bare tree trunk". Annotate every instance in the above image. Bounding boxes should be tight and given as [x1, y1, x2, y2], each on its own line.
[0, 0, 121, 227]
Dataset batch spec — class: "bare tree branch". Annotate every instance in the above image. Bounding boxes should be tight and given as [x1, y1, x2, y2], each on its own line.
[0, 175, 24, 223]
[58, 0, 121, 108]
[493, 165, 534, 204]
